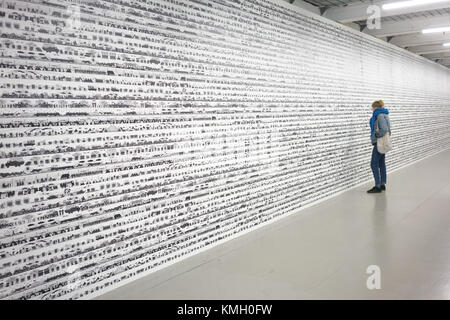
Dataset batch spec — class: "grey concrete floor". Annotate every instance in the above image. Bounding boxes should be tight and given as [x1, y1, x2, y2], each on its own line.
[96, 149, 450, 300]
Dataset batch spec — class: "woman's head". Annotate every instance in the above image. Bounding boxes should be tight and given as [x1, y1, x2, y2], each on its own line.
[372, 100, 384, 110]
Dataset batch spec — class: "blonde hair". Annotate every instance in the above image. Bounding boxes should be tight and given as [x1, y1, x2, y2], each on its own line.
[372, 100, 384, 108]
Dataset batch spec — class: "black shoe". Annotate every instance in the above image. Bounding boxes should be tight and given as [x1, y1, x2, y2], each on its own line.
[380, 184, 386, 191]
[367, 186, 382, 193]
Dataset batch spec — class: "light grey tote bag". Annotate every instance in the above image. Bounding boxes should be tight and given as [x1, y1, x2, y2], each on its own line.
[376, 117, 392, 154]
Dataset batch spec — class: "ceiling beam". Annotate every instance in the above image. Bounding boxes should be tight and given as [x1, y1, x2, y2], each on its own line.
[389, 33, 450, 47]
[408, 44, 450, 55]
[422, 52, 450, 59]
[323, 0, 450, 23]
[422, 52, 450, 65]
[342, 22, 363, 31]
[363, 15, 450, 38]
[428, 58, 450, 64]
[290, 0, 320, 15]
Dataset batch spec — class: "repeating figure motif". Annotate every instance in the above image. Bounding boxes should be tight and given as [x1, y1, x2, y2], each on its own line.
[1, 0, 450, 300]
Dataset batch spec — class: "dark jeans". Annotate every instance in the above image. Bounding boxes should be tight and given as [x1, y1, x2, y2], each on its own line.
[371, 144, 386, 186]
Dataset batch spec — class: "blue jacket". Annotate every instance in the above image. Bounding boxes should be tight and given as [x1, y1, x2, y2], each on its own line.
[371, 113, 391, 145]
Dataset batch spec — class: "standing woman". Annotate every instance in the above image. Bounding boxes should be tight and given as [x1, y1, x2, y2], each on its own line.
[367, 100, 391, 193]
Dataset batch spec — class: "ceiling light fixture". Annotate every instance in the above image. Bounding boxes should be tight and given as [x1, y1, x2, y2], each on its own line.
[422, 26, 450, 34]
[382, 0, 450, 10]
[444, 43, 450, 46]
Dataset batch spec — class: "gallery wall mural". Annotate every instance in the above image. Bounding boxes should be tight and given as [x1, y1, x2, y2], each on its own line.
[1, 0, 450, 299]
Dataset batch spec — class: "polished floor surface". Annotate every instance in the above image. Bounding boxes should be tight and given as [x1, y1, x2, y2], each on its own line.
[97, 149, 450, 299]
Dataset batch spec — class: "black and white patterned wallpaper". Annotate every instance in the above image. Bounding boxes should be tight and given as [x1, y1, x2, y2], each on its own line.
[1, 0, 450, 300]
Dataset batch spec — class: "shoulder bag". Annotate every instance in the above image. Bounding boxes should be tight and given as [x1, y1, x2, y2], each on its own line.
[376, 116, 392, 154]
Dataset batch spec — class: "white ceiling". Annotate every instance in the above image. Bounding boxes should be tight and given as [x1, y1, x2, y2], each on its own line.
[283, 0, 450, 68]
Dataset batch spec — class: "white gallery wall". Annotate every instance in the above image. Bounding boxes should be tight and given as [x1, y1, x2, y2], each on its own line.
[1, 0, 450, 300]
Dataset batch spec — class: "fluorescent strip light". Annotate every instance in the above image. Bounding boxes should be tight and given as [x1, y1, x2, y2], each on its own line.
[444, 43, 450, 47]
[422, 26, 450, 34]
[383, 0, 450, 11]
